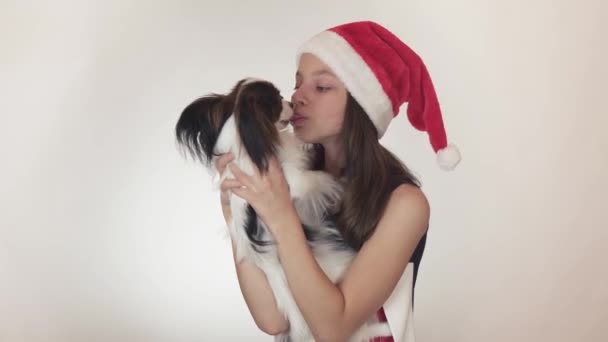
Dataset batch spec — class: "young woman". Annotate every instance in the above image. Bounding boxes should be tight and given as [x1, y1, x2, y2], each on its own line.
[217, 21, 460, 341]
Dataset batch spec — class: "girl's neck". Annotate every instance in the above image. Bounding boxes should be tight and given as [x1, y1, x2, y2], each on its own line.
[322, 142, 345, 178]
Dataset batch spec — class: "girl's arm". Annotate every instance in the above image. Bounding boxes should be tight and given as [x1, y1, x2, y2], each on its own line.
[228, 160, 430, 341]
[216, 153, 289, 335]
[231, 245, 289, 335]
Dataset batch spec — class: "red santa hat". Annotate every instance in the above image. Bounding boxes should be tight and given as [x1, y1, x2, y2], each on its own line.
[296, 21, 461, 171]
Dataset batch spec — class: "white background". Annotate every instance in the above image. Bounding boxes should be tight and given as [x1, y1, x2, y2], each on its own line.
[1, 0, 607, 341]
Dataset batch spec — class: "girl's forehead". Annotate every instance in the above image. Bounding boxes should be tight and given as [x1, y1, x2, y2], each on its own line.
[297, 54, 334, 74]
[296, 69, 336, 78]
[296, 57, 337, 78]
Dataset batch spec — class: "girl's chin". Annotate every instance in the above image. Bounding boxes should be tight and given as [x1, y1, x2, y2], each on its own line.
[293, 129, 314, 143]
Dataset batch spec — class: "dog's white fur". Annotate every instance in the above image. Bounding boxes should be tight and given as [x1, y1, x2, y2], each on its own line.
[209, 81, 392, 341]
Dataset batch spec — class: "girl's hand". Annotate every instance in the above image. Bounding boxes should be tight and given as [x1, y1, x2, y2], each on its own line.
[215, 153, 234, 224]
[223, 157, 298, 233]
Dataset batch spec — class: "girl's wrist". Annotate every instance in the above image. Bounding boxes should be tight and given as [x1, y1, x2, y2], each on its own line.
[266, 206, 301, 238]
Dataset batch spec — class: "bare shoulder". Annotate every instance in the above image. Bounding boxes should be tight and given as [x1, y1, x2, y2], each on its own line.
[391, 183, 429, 207]
[352, 182, 430, 282]
[379, 183, 430, 236]
[337, 183, 430, 333]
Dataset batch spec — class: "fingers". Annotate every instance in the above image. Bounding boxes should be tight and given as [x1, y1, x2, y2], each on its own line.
[220, 179, 239, 206]
[221, 177, 253, 203]
[220, 178, 249, 206]
[229, 186, 252, 203]
[215, 152, 234, 173]
[220, 178, 243, 192]
[228, 163, 257, 191]
[220, 190, 230, 206]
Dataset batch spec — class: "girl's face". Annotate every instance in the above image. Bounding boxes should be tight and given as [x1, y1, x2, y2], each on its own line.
[290, 53, 348, 145]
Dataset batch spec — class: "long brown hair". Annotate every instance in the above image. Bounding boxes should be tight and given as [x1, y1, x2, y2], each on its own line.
[311, 94, 421, 251]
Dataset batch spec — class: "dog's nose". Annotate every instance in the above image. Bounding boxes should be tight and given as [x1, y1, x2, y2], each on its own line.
[288, 101, 294, 109]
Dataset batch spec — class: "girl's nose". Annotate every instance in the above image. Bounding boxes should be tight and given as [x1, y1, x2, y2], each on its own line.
[291, 90, 306, 107]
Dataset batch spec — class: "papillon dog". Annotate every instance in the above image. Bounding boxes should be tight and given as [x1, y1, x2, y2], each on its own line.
[174, 78, 390, 341]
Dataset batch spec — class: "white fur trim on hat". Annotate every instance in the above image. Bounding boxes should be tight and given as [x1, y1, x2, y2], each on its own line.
[296, 31, 394, 137]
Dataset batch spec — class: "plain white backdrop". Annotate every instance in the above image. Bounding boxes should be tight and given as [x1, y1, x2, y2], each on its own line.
[1, 0, 607, 341]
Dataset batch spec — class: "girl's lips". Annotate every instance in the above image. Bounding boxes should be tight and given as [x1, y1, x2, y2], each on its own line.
[290, 114, 307, 127]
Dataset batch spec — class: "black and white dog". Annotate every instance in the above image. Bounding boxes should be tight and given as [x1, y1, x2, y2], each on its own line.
[175, 78, 390, 341]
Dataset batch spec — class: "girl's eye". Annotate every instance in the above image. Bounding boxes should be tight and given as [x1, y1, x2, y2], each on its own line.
[316, 86, 331, 92]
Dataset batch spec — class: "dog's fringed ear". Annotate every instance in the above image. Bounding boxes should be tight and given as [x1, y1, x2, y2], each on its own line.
[234, 85, 280, 173]
[175, 94, 228, 166]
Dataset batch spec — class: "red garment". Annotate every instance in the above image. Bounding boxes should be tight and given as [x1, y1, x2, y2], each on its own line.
[371, 307, 393, 341]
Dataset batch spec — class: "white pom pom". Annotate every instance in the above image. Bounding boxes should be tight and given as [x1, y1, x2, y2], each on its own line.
[437, 143, 461, 171]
